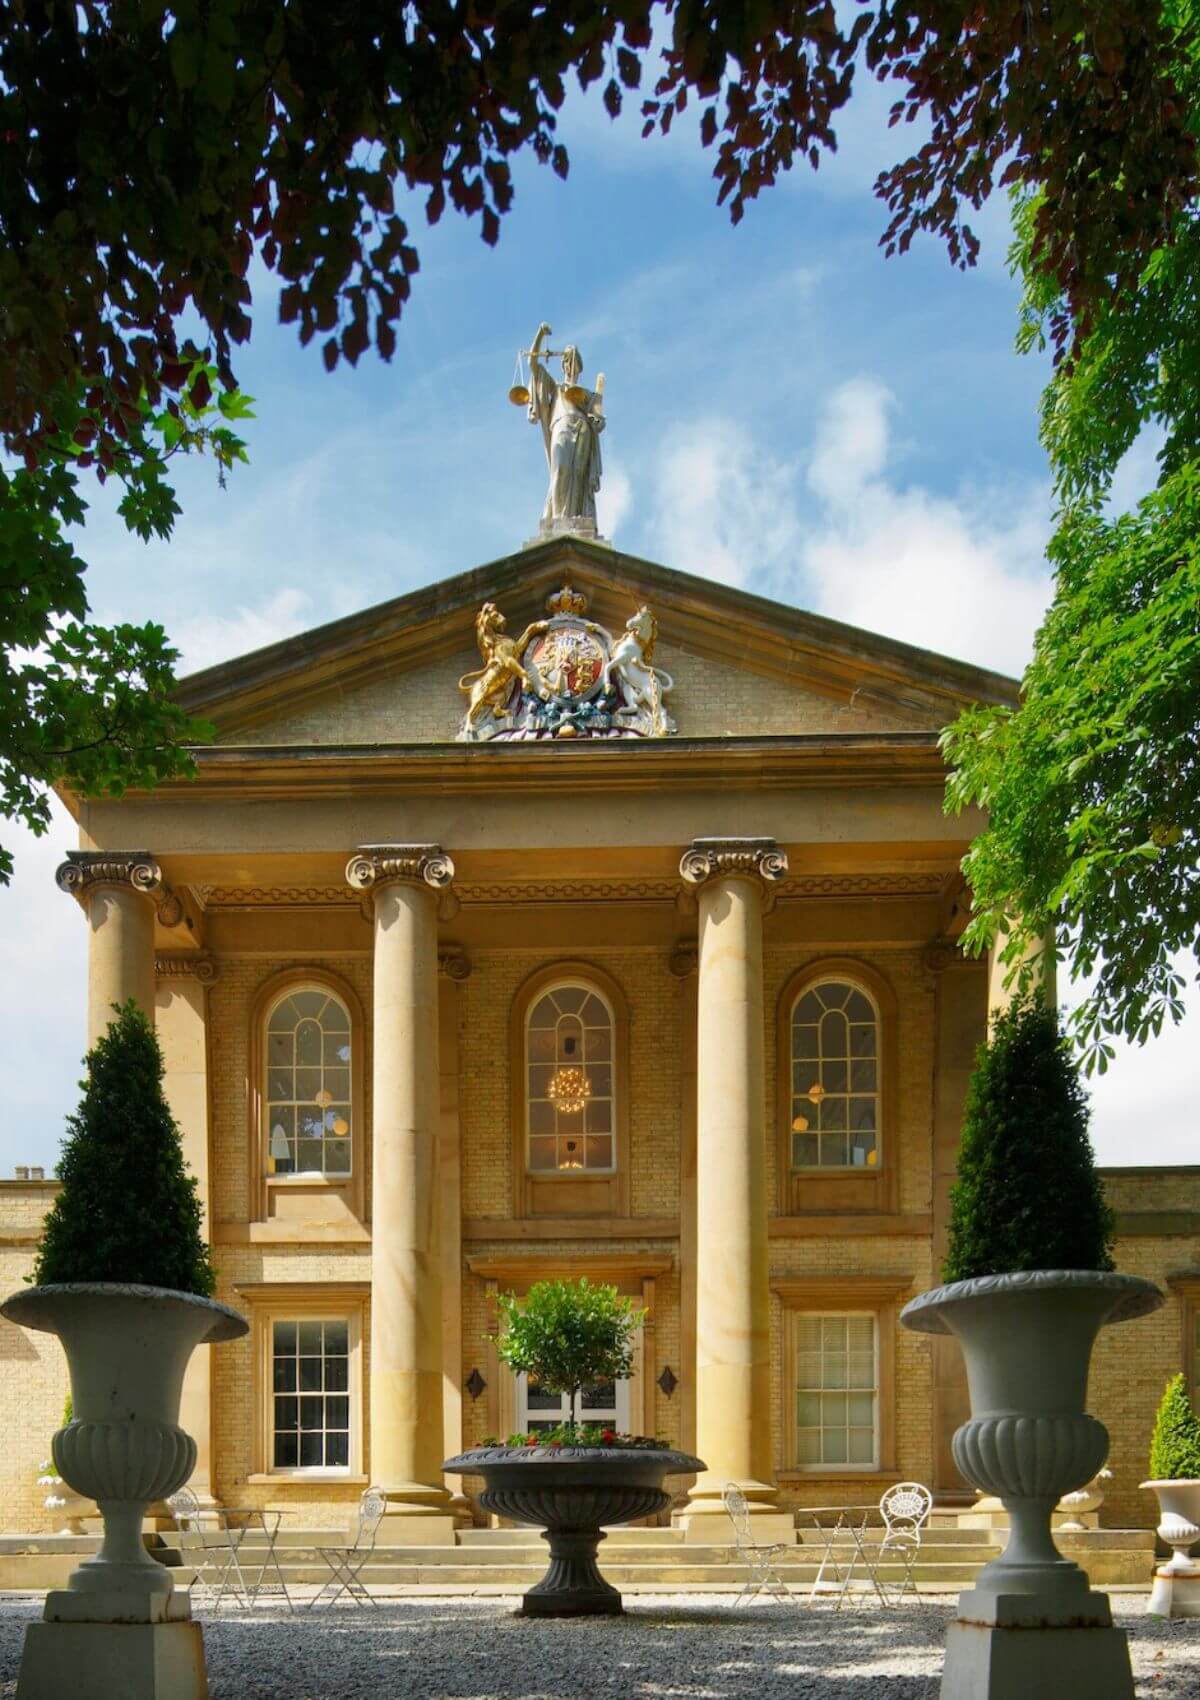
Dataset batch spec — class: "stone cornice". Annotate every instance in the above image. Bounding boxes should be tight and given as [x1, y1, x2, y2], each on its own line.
[345, 844, 455, 894]
[679, 837, 789, 888]
[56, 851, 162, 904]
[154, 954, 219, 985]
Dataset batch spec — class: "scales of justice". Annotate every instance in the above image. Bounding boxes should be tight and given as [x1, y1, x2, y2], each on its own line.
[508, 320, 608, 545]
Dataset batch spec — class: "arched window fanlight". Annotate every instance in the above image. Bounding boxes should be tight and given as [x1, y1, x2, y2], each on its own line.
[526, 983, 615, 1172]
[265, 988, 353, 1176]
[790, 979, 880, 1170]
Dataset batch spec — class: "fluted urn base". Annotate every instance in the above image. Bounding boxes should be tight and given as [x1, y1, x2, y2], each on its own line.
[444, 1445, 704, 1617]
[0, 1284, 246, 1624]
[903, 1270, 1162, 1700]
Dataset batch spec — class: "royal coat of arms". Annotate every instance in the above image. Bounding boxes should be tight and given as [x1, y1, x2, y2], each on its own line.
[457, 583, 676, 742]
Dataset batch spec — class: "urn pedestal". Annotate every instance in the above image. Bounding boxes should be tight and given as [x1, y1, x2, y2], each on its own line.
[1142, 1479, 1200, 1618]
[902, 1271, 1162, 1700]
[443, 1445, 704, 1615]
[1, 1284, 247, 1700]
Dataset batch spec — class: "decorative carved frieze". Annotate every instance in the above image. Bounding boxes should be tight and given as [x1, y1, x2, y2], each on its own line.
[202, 885, 357, 908]
[456, 878, 679, 907]
[679, 838, 789, 888]
[345, 844, 456, 894]
[155, 954, 219, 985]
[56, 851, 162, 904]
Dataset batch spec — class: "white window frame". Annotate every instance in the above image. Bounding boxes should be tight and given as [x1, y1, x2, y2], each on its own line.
[516, 1370, 632, 1433]
[793, 1310, 880, 1472]
[789, 977, 881, 1172]
[524, 979, 617, 1175]
[264, 985, 354, 1180]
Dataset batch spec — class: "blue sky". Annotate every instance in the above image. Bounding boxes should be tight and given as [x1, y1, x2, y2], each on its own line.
[1, 72, 1192, 1172]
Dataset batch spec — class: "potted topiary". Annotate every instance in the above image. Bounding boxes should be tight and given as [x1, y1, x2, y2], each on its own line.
[443, 1277, 703, 1616]
[0, 1002, 246, 1698]
[901, 996, 1162, 1698]
[1142, 1372, 1200, 1617]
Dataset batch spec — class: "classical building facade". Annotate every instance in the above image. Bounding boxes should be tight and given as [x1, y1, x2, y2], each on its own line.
[1, 539, 1197, 1539]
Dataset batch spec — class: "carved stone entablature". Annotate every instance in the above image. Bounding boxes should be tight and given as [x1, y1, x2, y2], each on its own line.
[56, 851, 162, 905]
[155, 954, 219, 985]
[439, 946, 472, 981]
[345, 845, 456, 894]
[679, 838, 789, 888]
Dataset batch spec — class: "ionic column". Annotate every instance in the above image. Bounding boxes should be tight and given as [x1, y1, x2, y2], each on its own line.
[677, 837, 789, 1539]
[56, 852, 163, 1045]
[987, 920, 1057, 1030]
[346, 844, 457, 1536]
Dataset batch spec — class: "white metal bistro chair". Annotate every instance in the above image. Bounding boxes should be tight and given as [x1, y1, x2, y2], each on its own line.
[723, 1482, 794, 1607]
[878, 1480, 933, 1604]
[308, 1486, 388, 1610]
[168, 1486, 249, 1610]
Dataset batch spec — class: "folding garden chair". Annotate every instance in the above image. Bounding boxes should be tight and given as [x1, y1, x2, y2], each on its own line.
[168, 1485, 250, 1610]
[723, 1482, 794, 1607]
[308, 1486, 387, 1609]
[878, 1481, 933, 1604]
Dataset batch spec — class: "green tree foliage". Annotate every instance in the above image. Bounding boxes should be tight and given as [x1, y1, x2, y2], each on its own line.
[944, 470, 1200, 1071]
[1149, 1373, 1200, 1479]
[944, 5, 1200, 1067]
[0, 364, 252, 882]
[2, 5, 1191, 877]
[495, 1277, 644, 1428]
[0, 2, 1190, 445]
[33, 1002, 216, 1297]
[943, 997, 1115, 1282]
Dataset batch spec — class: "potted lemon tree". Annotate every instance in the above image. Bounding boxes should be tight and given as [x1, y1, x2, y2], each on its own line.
[1, 1003, 246, 1699]
[901, 997, 1162, 1700]
[443, 1277, 702, 1616]
[1143, 1373, 1200, 1617]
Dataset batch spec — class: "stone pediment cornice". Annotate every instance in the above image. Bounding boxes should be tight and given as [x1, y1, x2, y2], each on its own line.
[135, 732, 951, 804]
[169, 538, 1018, 735]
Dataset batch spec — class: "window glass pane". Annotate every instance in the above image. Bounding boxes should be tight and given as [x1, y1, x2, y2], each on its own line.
[586, 1136, 613, 1169]
[325, 1354, 349, 1392]
[274, 1432, 298, 1468]
[273, 1321, 297, 1354]
[299, 1432, 323, 1467]
[326, 1431, 350, 1468]
[526, 1382, 561, 1411]
[584, 1027, 611, 1061]
[324, 1139, 351, 1175]
[528, 1138, 556, 1171]
[299, 1357, 323, 1392]
[794, 1312, 877, 1469]
[557, 1016, 584, 1061]
[582, 1380, 616, 1409]
[273, 1356, 297, 1392]
[580, 995, 608, 1026]
[553, 986, 586, 1014]
[528, 1028, 556, 1063]
[325, 1396, 350, 1431]
[791, 982, 880, 1170]
[585, 1099, 611, 1134]
[296, 1021, 322, 1068]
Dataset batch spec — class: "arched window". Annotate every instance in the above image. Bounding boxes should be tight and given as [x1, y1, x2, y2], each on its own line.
[525, 981, 615, 1173]
[265, 987, 353, 1177]
[790, 978, 880, 1170]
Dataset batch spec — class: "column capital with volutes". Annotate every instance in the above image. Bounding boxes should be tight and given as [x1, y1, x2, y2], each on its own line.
[56, 850, 163, 906]
[345, 844, 455, 895]
[679, 837, 788, 889]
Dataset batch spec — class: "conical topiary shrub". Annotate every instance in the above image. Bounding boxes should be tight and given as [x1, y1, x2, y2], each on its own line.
[1149, 1374, 1200, 1481]
[33, 1000, 215, 1296]
[943, 994, 1115, 1281]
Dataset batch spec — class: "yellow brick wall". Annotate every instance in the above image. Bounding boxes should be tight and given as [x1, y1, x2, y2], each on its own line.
[220, 639, 932, 746]
[0, 1227, 71, 1533]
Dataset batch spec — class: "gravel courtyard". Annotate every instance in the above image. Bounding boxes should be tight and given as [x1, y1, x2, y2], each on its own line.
[1, 1595, 1198, 1699]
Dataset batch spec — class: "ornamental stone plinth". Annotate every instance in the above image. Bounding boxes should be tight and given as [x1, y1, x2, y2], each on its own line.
[56, 852, 163, 1044]
[346, 846, 458, 1539]
[676, 838, 790, 1544]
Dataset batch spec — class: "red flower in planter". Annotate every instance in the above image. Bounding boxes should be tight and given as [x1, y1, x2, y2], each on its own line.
[601, 1428, 616, 1444]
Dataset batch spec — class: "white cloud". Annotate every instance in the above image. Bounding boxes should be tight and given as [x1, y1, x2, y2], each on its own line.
[596, 459, 632, 541]
[802, 376, 1052, 674]
[648, 417, 804, 589]
[0, 804, 86, 1177]
[176, 587, 316, 676]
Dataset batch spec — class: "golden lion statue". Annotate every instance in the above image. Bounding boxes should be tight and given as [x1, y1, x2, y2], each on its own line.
[458, 602, 547, 728]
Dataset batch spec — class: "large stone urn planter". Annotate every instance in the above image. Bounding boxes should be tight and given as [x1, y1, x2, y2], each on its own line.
[0, 1283, 247, 1700]
[444, 1444, 704, 1615]
[902, 1270, 1162, 1700]
[1141, 1479, 1200, 1617]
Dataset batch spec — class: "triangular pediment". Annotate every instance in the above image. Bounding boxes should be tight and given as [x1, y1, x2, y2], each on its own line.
[175, 538, 1017, 747]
